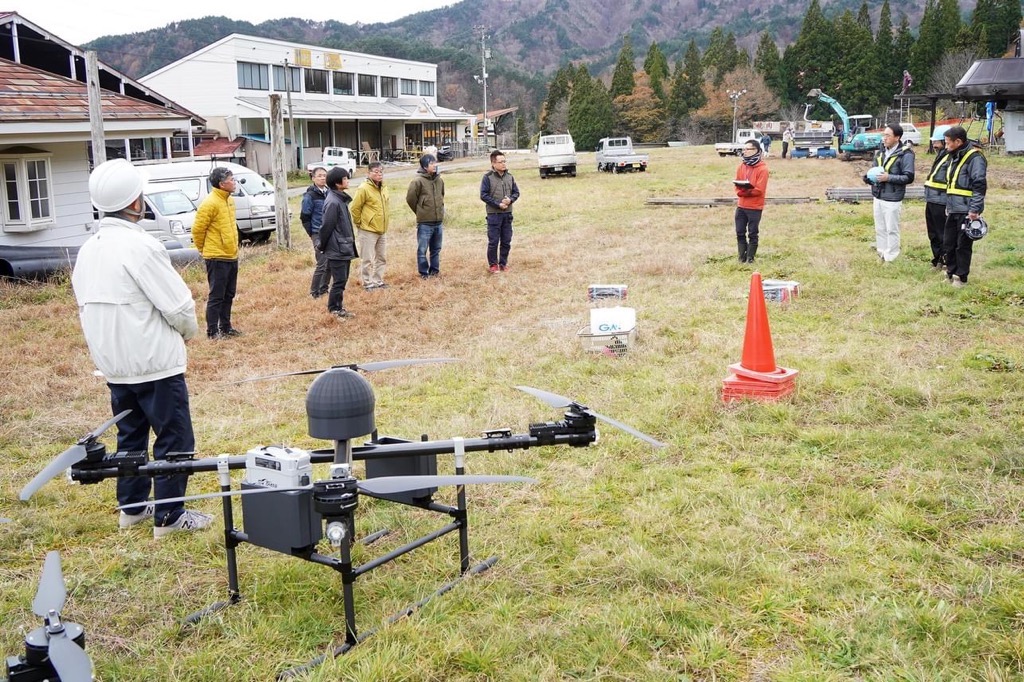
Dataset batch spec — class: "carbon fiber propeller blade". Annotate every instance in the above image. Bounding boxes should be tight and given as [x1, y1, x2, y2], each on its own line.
[515, 386, 666, 448]
[32, 552, 65, 618]
[48, 633, 93, 682]
[234, 358, 458, 383]
[20, 410, 131, 501]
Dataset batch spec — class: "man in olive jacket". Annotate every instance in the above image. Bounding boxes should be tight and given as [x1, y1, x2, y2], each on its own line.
[192, 167, 241, 339]
[351, 161, 390, 289]
[480, 149, 520, 273]
[406, 153, 444, 279]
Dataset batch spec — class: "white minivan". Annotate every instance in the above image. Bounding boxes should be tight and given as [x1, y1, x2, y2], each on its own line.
[140, 187, 196, 247]
[538, 133, 577, 178]
[140, 161, 276, 243]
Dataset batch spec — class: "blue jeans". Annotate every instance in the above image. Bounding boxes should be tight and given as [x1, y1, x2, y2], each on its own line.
[109, 374, 194, 526]
[416, 222, 443, 276]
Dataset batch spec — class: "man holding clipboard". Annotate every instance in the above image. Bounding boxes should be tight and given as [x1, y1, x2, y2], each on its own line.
[733, 140, 770, 263]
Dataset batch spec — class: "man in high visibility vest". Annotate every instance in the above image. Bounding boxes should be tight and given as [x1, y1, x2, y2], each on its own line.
[941, 126, 987, 287]
[923, 125, 953, 269]
[864, 123, 915, 262]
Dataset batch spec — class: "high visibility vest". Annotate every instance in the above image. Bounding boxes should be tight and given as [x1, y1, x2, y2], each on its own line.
[923, 151, 951, 190]
[947, 147, 980, 197]
[874, 147, 905, 173]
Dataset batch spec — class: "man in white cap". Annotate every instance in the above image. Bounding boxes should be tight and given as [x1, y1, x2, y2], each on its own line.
[72, 158, 213, 538]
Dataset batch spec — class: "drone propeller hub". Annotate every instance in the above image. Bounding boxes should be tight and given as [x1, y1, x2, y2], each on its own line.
[306, 368, 376, 441]
[23, 621, 85, 666]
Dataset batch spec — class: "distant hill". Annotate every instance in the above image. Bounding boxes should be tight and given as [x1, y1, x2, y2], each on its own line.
[86, 0, 948, 123]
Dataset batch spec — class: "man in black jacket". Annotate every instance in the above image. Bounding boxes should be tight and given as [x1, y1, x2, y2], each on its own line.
[300, 167, 330, 298]
[319, 167, 358, 318]
[864, 123, 915, 263]
[941, 126, 987, 287]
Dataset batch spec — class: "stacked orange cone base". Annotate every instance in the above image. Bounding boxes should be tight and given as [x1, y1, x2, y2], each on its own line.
[722, 272, 798, 402]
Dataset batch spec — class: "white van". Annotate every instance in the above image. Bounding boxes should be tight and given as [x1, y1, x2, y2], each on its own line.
[140, 161, 276, 243]
[538, 134, 577, 178]
[140, 187, 196, 247]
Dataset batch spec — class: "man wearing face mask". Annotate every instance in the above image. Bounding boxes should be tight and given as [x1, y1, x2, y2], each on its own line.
[732, 140, 770, 264]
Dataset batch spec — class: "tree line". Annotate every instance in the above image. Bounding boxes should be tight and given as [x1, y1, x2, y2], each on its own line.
[538, 0, 1022, 149]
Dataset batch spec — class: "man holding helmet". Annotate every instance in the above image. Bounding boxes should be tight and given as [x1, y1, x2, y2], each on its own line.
[922, 125, 953, 269]
[72, 159, 213, 538]
[941, 125, 987, 287]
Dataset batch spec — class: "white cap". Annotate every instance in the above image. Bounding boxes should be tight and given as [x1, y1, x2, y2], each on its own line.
[89, 159, 144, 212]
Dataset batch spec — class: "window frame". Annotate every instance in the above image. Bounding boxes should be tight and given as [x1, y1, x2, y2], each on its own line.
[273, 64, 302, 93]
[305, 68, 329, 95]
[400, 78, 418, 96]
[380, 76, 398, 98]
[419, 80, 435, 97]
[358, 73, 377, 97]
[237, 62, 269, 91]
[0, 153, 55, 233]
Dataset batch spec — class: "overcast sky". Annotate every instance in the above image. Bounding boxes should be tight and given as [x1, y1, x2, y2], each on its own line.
[8, 1, 458, 46]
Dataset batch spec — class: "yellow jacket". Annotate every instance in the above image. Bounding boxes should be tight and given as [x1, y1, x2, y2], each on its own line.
[192, 188, 238, 259]
[350, 179, 390, 234]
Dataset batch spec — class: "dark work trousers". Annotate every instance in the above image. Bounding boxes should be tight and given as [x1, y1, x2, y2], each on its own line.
[109, 374, 194, 526]
[781, 141, 789, 159]
[924, 202, 947, 267]
[326, 258, 352, 312]
[486, 212, 514, 267]
[942, 213, 974, 283]
[204, 258, 238, 336]
[735, 207, 763, 263]
[310, 233, 330, 297]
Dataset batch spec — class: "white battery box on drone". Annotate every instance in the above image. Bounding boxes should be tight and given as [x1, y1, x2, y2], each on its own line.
[243, 446, 312, 489]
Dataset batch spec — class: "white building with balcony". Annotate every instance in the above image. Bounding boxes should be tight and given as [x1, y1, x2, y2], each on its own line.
[140, 34, 473, 172]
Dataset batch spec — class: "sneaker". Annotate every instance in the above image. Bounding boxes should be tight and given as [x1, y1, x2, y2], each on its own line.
[154, 510, 214, 539]
[499, 264, 509, 272]
[119, 503, 154, 529]
[951, 275, 965, 288]
[208, 332, 223, 340]
[489, 264, 499, 274]
[332, 309, 354, 318]
[376, 283, 388, 289]
[222, 328, 242, 337]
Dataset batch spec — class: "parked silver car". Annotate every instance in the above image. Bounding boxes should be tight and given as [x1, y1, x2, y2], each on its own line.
[140, 187, 196, 247]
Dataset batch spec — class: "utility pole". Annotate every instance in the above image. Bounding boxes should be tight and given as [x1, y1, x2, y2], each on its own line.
[85, 51, 105, 166]
[270, 94, 290, 249]
[283, 58, 296, 171]
[727, 89, 746, 143]
[476, 26, 490, 150]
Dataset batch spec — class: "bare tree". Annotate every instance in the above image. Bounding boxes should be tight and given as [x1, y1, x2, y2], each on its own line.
[930, 49, 979, 118]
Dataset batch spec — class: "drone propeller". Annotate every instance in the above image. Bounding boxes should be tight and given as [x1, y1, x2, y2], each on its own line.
[31, 552, 94, 682]
[20, 409, 132, 501]
[515, 386, 666, 448]
[234, 358, 459, 384]
[119, 474, 537, 511]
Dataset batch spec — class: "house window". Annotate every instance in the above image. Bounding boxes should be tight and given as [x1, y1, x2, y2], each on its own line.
[0, 154, 54, 232]
[400, 78, 417, 96]
[333, 72, 354, 95]
[237, 62, 269, 90]
[419, 80, 435, 97]
[381, 76, 398, 98]
[305, 68, 328, 94]
[358, 74, 377, 97]
[273, 65, 301, 93]
[171, 136, 191, 153]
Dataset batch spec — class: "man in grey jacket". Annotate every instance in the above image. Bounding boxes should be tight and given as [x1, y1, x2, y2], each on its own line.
[72, 159, 212, 538]
[480, 149, 520, 273]
[864, 123, 915, 263]
[941, 125, 987, 287]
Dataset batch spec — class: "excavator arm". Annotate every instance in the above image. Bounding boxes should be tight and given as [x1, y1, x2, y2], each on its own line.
[807, 89, 852, 144]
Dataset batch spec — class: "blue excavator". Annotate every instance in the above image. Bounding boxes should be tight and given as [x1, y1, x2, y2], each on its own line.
[807, 88, 884, 161]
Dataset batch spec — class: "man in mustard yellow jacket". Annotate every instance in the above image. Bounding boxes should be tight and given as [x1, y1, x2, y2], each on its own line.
[350, 161, 390, 289]
[192, 167, 241, 339]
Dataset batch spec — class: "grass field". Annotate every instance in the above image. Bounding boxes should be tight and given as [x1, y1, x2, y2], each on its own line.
[2, 145, 1023, 681]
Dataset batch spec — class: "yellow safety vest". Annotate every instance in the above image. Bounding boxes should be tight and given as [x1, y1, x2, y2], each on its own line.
[946, 147, 980, 197]
[874, 147, 905, 173]
[923, 152, 951, 190]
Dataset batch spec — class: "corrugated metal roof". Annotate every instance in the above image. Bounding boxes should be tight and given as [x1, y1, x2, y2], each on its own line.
[237, 96, 468, 121]
[193, 137, 245, 156]
[0, 57, 187, 122]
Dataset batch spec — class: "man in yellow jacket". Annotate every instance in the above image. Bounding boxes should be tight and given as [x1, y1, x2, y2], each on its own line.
[350, 160, 390, 290]
[192, 167, 241, 339]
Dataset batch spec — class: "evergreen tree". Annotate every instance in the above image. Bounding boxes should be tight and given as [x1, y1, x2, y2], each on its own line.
[610, 35, 636, 99]
[784, 0, 837, 100]
[723, 31, 745, 74]
[613, 72, 668, 142]
[830, 9, 880, 113]
[996, 0, 1023, 56]
[569, 65, 613, 150]
[682, 39, 707, 112]
[893, 14, 916, 82]
[910, 0, 945, 89]
[971, 0, 1000, 56]
[539, 65, 573, 134]
[876, 0, 898, 96]
[754, 32, 785, 99]
[857, 0, 873, 32]
[644, 41, 670, 100]
[667, 59, 690, 122]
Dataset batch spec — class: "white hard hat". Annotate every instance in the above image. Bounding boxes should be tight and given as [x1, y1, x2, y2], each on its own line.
[89, 159, 144, 212]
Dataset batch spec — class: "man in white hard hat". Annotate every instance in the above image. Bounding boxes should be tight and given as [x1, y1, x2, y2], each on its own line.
[72, 158, 213, 538]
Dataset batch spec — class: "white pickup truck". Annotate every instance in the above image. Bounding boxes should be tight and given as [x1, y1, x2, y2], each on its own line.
[595, 137, 649, 173]
[715, 128, 762, 156]
[538, 133, 577, 178]
[307, 147, 357, 176]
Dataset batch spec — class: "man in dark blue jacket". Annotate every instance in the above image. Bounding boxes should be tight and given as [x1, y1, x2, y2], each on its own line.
[480, 149, 520, 273]
[319, 167, 358, 318]
[941, 126, 987, 287]
[863, 123, 915, 262]
[300, 167, 330, 298]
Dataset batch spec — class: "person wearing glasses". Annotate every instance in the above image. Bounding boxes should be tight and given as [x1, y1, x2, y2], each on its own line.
[480, 149, 520, 273]
[863, 124, 915, 263]
[733, 140, 769, 264]
[350, 161, 390, 290]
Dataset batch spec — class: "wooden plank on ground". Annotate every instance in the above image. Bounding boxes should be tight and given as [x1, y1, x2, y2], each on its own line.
[646, 196, 820, 206]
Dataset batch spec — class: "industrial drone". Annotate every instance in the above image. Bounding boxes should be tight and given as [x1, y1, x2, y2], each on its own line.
[16, 358, 664, 679]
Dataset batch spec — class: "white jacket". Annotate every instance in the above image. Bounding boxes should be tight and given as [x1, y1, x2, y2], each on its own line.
[72, 217, 198, 384]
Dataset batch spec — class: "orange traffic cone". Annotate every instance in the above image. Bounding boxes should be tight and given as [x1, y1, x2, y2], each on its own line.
[722, 272, 798, 401]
